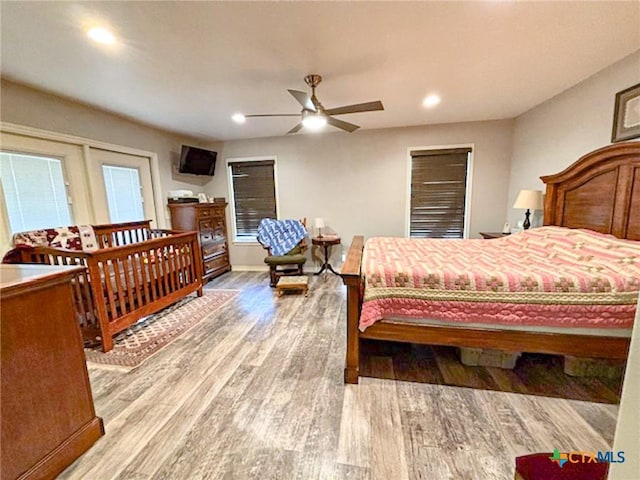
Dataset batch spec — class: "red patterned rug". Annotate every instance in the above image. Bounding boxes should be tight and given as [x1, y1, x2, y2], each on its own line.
[84, 289, 239, 370]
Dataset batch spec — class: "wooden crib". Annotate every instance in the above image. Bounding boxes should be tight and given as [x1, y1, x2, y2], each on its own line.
[7, 220, 203, 352]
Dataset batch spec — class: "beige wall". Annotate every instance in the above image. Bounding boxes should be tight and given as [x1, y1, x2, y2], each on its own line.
[1, 80, 513, 269]
[217, 120, 514, 268]
[0, 79, 223, 227]
[506, 50, 640, 228]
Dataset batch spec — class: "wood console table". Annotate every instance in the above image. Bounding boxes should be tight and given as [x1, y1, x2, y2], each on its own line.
[1, 264, 104, 480]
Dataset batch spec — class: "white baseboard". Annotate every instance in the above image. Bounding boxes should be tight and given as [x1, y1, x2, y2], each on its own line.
[231, 264, 334, 274]
[231, 265, 269, 272]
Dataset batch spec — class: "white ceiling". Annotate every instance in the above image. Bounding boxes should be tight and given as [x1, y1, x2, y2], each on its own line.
[1, 1, 639, 141]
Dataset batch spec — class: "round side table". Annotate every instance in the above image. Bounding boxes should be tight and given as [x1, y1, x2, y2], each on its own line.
[312, 236, 341, 275]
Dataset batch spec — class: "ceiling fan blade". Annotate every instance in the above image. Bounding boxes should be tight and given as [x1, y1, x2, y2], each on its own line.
[288, 89, 316, 112]
[287, 123, 303, 134]
[245, 114, 300, 118]
[326, 116, 360, 133]
[324, 100, 384, 116]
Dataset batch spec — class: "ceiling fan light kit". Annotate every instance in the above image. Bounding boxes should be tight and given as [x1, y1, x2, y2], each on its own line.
[301, 110, 327, 130]
[239, 74, 384, 134]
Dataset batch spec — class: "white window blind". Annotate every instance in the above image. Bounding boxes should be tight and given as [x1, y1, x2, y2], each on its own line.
[102, 165, 144, 223]
[0, 152, 72, 233]
[409, 148, 470, 239]
[228, 160, 277, 240]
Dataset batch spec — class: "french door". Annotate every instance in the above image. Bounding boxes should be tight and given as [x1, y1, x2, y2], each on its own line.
[84, 148, 156, 225]
[0, 132, 157, 252]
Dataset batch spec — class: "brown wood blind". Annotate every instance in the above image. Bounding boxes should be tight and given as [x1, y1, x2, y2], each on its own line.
[410, 149, 470, 239]
[229, 160, 277, 238]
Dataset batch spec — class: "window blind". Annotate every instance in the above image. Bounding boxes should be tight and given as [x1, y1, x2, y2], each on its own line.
[102, 165, 145, 223]
[0, 152, 72, 233]
[409, 148, 470, 239]
[229, 160, 277, 238]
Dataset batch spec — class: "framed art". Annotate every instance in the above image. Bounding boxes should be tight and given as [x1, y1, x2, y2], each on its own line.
[612, 83, 640, 143]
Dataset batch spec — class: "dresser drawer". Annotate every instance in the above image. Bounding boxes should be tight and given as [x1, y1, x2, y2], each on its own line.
[204, 254, 229, 273]
[198, 208, 212, 219]
[202, 241, 227, 257]
[199, 219, 213, 231]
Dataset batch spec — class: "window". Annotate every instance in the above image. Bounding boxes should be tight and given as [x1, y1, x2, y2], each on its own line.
[102, 165, 145, 223]
[409, 147, 471, 239]
[0, 152, 72, 233]
[228, 159, 277, 241]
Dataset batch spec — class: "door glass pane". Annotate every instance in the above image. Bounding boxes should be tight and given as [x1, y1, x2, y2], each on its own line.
[0, 152, 72, 233]
[102, 165, 144, 223]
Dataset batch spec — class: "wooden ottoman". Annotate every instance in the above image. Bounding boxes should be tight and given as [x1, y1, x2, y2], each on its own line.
[275, 275, 309, 297]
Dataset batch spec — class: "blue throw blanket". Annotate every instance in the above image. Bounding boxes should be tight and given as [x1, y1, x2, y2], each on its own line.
[257, 219, 307, 256]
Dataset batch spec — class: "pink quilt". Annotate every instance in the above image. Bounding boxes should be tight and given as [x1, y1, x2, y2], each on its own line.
[360, 227, 640, 331]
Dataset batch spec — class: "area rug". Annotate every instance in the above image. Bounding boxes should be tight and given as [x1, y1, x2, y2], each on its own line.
[84, 289, 239, 370]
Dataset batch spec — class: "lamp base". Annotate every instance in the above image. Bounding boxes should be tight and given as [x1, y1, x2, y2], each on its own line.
[523, 209, 531, 230]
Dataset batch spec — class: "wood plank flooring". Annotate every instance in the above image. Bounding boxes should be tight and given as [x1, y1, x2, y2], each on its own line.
[60, 272, 620, 480]
[360, 342, 622, 404]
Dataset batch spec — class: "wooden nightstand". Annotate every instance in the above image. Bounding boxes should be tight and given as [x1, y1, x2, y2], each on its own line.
[479, 232, 511, 239]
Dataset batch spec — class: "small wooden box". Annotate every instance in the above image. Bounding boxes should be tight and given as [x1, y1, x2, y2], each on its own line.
[276, 275, 309, 297]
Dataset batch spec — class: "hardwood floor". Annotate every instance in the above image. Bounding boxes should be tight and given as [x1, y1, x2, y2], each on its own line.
[60, 272, 620, 480]
[360, 342, 622, 404]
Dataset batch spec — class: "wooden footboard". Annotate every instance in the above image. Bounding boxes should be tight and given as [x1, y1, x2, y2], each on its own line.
[340, 236, 364, 384]
[14, 230, 204, 352]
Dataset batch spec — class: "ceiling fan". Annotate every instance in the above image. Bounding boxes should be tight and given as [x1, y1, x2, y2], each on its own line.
[235, 74, 384, 134]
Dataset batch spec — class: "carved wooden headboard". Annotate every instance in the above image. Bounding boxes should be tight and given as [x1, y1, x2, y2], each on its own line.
[541, 141, 640, 240]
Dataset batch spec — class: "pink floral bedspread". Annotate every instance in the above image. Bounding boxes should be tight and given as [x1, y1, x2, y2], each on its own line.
[360, 227, 640, 331]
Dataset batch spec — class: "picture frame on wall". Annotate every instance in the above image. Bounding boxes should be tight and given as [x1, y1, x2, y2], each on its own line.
[612, 83, 640, 143]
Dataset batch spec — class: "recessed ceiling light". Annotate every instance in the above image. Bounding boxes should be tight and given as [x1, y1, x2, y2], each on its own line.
[232, 113, 246, 124]
[423, 94, 441, 108]
[87, 27, 116, 45]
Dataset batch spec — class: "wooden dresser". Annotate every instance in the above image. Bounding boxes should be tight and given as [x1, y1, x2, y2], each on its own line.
[1, 264, 104, 480]
[168, 202, 231, 281]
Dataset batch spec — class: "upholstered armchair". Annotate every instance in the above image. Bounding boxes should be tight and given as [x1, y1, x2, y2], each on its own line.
[257, 218, 308, 287]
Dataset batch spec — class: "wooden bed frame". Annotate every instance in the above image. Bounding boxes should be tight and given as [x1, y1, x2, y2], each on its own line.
[341, 141, 640, 384]
[7, 220, 204, 352]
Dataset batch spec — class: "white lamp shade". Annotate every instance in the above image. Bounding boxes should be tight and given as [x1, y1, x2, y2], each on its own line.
[314, 217, 325, 228]
[513, 189, 543, 210]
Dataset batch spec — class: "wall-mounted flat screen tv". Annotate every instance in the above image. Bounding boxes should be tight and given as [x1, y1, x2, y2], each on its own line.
[179, 145, 217, 176]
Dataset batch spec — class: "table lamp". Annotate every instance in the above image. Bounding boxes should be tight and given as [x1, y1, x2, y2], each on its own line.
[513, 189, 543, 230]
[314, 217, 325, 238]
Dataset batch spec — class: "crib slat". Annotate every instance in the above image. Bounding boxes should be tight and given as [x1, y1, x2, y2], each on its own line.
[80, 268, 97, 333]
[150, 250, 163, 299]
[189, 240, 197, 283]
[170, 247, 179, 292]
[112, 258, 127, 317]
[132, 255, 144, 309]
[139, 253, 153, 303]
[122, 255, 136, 312]
[177, 244, 187, 287]
[160, 250, 171, 295]
[101, 260, 119, 324]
